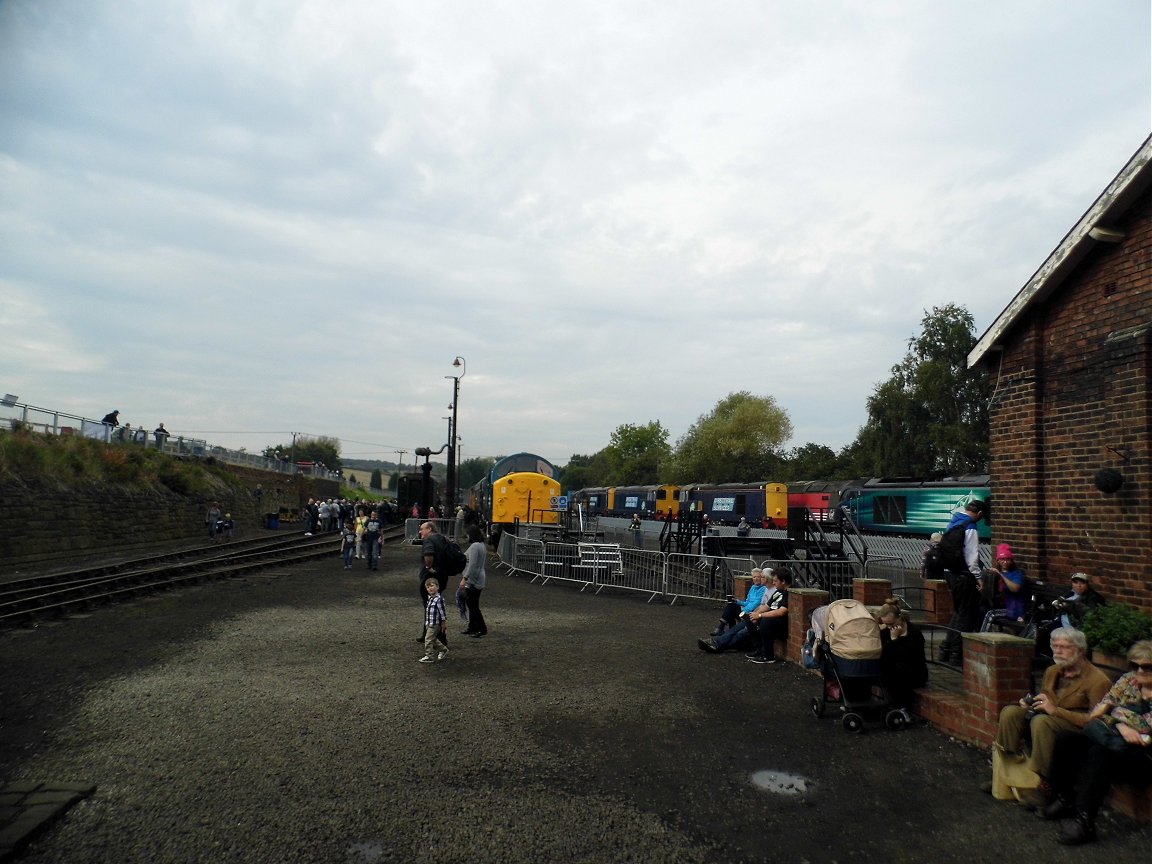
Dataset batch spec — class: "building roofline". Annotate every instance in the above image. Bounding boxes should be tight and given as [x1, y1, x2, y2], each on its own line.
[968, 135, 1152, 368]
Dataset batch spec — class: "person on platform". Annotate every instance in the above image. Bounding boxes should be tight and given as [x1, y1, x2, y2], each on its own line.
[153, 423, 170, 449]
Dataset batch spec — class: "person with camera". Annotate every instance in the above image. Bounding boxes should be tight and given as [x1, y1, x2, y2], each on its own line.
[988, 627, 1111, 808]
[1034, 572, 1107, 656]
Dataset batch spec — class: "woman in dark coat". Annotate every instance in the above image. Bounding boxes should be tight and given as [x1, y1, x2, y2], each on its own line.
[876, 598, 928, 722]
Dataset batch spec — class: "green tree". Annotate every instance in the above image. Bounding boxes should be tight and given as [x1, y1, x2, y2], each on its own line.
[847, 304, 990, 476]
[783, 443, 841, 480]
[262, 435, 342, 471]
[458, 456, 496, 491]
[558, 453, 600, 492]
[370, 468, 382, 490]
[602, 421, 671, 485]
[665, 392, 792, 483]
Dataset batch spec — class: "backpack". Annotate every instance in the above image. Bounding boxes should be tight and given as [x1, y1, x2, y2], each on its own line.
[937, 520, 971, 573]
[442, 540, 468, 576]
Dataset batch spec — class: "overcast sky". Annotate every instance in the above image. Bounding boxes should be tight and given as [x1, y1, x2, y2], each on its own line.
[1, 1, 1149, 469]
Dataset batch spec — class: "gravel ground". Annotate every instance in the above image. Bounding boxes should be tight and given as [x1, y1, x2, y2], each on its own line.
[1, 542, 1148, 864]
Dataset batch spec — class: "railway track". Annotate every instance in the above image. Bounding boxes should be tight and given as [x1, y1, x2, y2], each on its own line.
[0, 527, 408, 628]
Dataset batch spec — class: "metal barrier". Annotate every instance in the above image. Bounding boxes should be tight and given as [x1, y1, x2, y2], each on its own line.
[0, 398, 340, 479]
[403, 518, 464, 544]
[493, 529, 905, 607]
[665, 552, 755, 603]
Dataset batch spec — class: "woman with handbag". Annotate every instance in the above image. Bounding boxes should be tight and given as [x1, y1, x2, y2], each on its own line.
[1042, 639, 1152, 845]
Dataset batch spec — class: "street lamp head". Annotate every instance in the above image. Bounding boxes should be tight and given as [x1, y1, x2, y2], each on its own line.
[452, 356, 466, 378]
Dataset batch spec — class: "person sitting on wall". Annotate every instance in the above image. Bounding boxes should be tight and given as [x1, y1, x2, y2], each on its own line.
[875, 598, 928, 725]
[1041, 639, 1152, 846]
[736, 516, 751, 537]
[710, 568, 772, 637]
[986, 626, 1111, 810]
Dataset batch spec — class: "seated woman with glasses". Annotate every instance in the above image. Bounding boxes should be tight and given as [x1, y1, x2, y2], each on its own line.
[1041, 639, 1152, 845]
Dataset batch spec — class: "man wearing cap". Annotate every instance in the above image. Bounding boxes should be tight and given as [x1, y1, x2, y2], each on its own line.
[1035, 573, 1107, 656]
[1056, 573, 1107, 628]
[938, 499, 987, 664]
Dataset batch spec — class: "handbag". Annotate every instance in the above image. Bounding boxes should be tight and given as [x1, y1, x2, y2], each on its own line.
[1083, 717, 1139, 753]
[802, 628, 819, 670]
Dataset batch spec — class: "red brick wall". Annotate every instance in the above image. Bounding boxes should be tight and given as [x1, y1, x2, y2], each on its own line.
[983, 193, 1152, 613]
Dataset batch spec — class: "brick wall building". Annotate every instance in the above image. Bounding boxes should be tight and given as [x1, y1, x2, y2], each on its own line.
[969, 136, 1151, 613]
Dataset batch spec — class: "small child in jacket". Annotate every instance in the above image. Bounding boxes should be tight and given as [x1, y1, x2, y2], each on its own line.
[340, 521, 356, 569]
[420, 578, 448, 663]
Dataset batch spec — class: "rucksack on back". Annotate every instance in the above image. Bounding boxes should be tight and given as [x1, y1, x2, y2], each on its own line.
[937, 521, 970, 572]
[443, 541, 468, 576]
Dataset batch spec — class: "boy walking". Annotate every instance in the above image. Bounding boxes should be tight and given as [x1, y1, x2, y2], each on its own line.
[340, 521, 356, 569]
[419, 577, 448, 663]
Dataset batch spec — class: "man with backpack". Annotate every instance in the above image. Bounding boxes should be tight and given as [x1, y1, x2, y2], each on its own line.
[938, 499, 988, 665]
[417, 521, 468, 644]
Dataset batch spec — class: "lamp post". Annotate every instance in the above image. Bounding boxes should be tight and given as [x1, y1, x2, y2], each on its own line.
[445, 356, 465, 509]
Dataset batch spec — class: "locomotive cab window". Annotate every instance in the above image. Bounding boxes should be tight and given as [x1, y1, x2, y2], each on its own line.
[874, 495, 908, 525]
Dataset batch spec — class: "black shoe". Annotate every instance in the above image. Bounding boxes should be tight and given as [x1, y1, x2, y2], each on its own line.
[745, 651, 763, 659]
[461, 630, 474, 635]
[470, 631, 486, 638]
[1056, 814, 1096, 846]
[1040, 798, 1074, 821]
[698, 638, 718, 653]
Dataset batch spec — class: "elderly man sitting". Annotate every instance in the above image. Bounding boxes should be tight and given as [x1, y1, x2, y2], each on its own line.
[989, 626, 1111, 808]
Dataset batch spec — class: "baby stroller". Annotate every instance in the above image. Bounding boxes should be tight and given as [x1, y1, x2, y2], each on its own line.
[809, 599, 907, 733]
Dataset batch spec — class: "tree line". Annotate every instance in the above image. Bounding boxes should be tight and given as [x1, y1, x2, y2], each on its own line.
[558, 304, 990, 490]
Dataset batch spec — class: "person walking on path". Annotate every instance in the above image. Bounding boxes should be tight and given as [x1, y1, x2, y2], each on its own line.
[362, 510, 382, 571]
[419, 578, 448, 663]
[460, 525, 488, 637]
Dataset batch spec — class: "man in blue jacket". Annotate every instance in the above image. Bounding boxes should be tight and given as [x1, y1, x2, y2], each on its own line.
[939, 499, 987, 665]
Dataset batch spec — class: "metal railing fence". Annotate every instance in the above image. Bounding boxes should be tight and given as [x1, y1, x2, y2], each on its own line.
[1, 398, 340, 479]
[403, 518, 465, 544]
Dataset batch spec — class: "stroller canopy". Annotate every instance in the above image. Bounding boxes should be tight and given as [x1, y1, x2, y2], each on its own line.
[815, 599, 881, 661]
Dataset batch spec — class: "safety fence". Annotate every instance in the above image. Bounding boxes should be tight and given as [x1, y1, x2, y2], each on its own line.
[493, 530, 889, 604]
[1, 398, 339, 478]
[403, 518, 468, 544]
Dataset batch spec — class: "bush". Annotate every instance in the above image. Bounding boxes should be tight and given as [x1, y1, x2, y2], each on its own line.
[1082, 603, 1152, 656]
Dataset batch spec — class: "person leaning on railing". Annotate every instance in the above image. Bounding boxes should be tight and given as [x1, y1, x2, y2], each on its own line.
[1040, 639, 1152, 846]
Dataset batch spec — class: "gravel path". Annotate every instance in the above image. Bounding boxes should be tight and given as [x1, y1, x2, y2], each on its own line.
[2, 542, 1148, 863]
